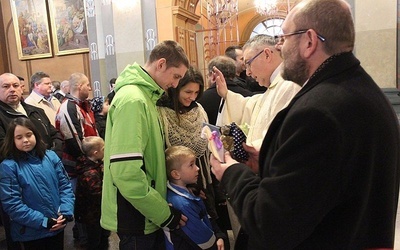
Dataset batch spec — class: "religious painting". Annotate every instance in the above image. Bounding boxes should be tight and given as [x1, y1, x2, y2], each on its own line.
[48, 0, 89, 55]
[10, 0, 53, 60]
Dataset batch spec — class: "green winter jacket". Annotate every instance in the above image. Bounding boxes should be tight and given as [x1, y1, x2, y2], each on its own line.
[100, 63, 174, 235]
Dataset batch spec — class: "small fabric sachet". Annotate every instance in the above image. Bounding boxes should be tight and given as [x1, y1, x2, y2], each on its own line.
[229, 122, 249, 161]
[220, 122, 249, 162]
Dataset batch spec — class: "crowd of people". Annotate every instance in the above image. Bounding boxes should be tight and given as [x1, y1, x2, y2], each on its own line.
[0, 0, 399, 250]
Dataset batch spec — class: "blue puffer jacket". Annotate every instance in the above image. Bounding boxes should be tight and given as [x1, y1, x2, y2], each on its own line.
[0, 150, 74, 242]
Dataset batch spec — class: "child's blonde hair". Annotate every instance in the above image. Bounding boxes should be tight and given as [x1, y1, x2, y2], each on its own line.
[165, 146, 196, 180]
[82, 136, 104, 156]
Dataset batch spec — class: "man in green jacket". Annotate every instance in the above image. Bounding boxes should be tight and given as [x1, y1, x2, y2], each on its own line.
[101, 40, 189, 250]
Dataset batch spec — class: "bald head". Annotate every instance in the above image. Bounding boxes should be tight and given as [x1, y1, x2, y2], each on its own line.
[0, 73, 22, 106]
[69, 73, 91, 100]
[278, 0, 356, 85]
[289, 0, 354, 54]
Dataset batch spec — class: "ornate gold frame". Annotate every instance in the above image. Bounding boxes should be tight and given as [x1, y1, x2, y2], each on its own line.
[48, 0, 89, 56]
[10, 0, 53, 60]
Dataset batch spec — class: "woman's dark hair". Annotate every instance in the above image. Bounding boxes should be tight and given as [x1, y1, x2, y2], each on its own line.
[0, 117, 47, 161]
[157, 66, 205, 125]
[166, 66, 204, 114]
[109, 78, 116, 87]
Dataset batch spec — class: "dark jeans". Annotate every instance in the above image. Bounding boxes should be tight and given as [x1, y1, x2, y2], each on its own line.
[0, 202, 21, 250]
[21, 231, 64, 250]
[117, 229, 165, 250]
[85, 222, 110, 250]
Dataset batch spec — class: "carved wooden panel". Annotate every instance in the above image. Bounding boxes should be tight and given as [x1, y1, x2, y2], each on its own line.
[174, 0, 185, 8]
[187, 0, 198, 13]
[187, 30, 198, 67]
[175, 26, 186, 49]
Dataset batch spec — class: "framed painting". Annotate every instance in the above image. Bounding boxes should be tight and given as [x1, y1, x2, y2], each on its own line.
[48, 0, 89, 56]
[10, 0, 53, 60]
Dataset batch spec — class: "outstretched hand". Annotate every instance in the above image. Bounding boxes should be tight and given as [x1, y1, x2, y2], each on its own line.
[210, 151, 238, 181]
[212, 66, 228, 99]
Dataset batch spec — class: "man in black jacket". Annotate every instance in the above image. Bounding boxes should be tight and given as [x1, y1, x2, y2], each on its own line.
[210, 0, 400, 249]
[0, 73, 62, 155]
[0, 73, 63, 250]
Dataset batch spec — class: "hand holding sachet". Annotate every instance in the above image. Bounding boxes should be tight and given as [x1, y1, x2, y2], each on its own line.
[201, 125, 225, 163]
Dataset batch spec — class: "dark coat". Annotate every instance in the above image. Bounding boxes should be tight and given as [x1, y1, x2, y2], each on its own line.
[221, 52, 400, 249]
[53, 92, 66, 103]
[107, 90, 115, 105]
[198, 79, 254, 125]
[237, 72, 267, 93]
[75, 156, 103, 225]
[0, 100, 63, 157]
[94, 113, 106, 140]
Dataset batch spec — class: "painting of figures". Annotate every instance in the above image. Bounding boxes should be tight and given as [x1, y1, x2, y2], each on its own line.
[49, 0, 89, 55]
[10, 0, 53, 60]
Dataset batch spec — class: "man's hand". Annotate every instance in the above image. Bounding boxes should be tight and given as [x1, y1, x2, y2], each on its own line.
[212, 66, 228, 99]
[210, 152, 238, 181]
[243, 143, 260, 174]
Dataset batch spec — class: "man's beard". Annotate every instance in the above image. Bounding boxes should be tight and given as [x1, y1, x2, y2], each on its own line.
[281, 46, 309, 86]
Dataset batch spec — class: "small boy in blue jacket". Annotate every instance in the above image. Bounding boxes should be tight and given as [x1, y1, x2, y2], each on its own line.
[164, 146, 226, 250]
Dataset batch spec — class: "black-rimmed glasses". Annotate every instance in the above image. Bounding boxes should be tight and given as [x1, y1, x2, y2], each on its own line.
[245, 50, 264, 69]
[274, 29, 326, 44]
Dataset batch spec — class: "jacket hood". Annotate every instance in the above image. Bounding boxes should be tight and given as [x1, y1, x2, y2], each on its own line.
[114, 63, 164, 100]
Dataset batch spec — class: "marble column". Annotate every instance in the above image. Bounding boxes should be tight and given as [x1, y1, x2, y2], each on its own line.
[85, 0, 158, 97]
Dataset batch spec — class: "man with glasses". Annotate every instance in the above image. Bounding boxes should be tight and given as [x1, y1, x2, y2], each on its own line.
[215, 34, 300, 168]
[210, 0, 400, 249]
[224, 45, 266, 93]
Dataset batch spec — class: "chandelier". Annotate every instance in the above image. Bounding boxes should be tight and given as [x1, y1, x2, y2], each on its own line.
[255, 0, 291, 16]
[208, 0, 238, 25]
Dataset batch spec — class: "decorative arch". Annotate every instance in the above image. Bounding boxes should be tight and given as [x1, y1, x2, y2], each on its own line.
[240, 11, 287, 46]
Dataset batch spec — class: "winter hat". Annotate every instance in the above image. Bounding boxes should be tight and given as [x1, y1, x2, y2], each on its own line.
[91, 96, 104, 113]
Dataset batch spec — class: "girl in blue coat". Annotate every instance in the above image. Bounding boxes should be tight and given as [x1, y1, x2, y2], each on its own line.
[0, 117, 74, 249]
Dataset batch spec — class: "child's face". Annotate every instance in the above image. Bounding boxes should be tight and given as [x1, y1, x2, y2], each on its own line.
[102, 100, 109, 115]
[178, 156, 199, 185]
[14, 125, 36, 152]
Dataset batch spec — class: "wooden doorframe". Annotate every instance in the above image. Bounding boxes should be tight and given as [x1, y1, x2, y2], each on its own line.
[0, 1, 9, 73]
